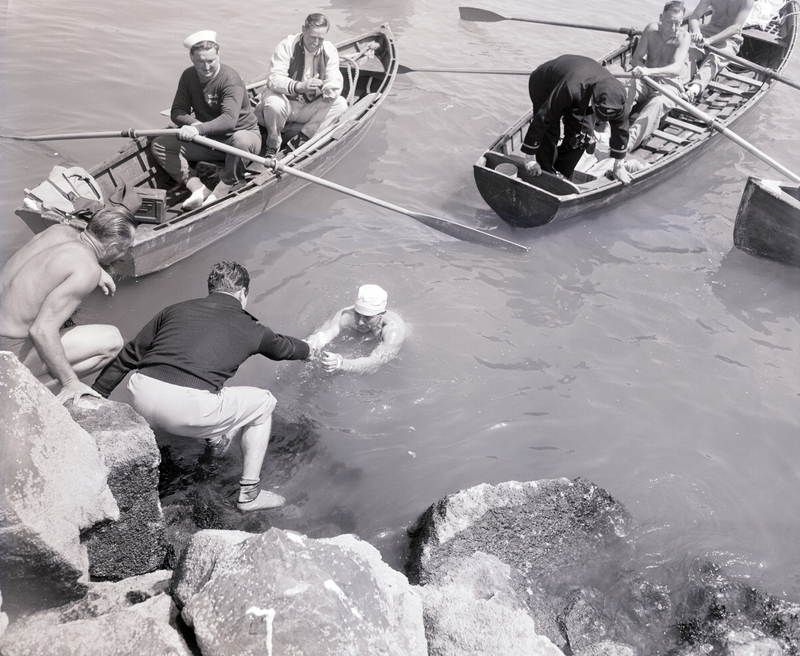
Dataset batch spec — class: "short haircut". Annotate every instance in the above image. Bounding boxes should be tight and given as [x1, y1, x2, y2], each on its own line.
[190, 40, 219, 56]
[208, 261, 250, 295]
[663, 0, 685, 13]
[304, 13, 329, 30]
[86, 208, 136, 248]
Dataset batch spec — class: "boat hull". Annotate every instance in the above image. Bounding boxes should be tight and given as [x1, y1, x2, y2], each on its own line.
[733, 177, 800, 266]
[15, 26, 397, 277]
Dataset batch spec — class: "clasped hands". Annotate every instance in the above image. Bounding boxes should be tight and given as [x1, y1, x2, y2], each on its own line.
[297, 76, 337, 102]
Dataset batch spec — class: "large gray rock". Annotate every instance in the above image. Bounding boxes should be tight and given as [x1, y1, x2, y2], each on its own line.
[0, 570, 194, 656]
[0, 352, 118, 612]
[416, 552, 565, 656]
[68, 397, 167, 579]
[175, 528, 427, 656]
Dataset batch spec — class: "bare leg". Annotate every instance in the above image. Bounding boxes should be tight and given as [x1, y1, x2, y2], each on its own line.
[23, 324, 123, 383]
[237, 415, 285, 511]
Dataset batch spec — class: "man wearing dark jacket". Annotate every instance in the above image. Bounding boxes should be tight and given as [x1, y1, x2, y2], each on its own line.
[521, 54, 632, 184]
[93, 261, 313, 511]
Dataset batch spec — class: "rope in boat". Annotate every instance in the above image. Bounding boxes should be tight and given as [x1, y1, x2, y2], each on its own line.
[341, 41, 380, 105]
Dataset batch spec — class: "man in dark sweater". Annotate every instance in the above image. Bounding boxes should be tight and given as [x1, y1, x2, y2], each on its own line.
[521, 54, 632, 184]
[150, 30, 261, 211]
[93, 261, 313, 511]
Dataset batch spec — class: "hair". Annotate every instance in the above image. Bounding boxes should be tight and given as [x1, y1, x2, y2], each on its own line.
[663, 0, 685, 14]
[207, 261, 250, 295]
[190, 40, 219, 56]
[304, 13, 329, 30]
[86, 208, 136, 248]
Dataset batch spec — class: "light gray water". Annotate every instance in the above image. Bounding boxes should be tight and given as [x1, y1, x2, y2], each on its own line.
[2, 0, 799, 601]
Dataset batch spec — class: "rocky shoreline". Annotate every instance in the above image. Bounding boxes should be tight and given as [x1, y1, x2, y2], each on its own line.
[1, 351, 798, 655]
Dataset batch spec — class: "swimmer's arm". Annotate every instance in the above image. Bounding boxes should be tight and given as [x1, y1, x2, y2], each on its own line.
[305, 309, 346, 351]
[337, 321, 407, 374]
[29, 268, 100, 403]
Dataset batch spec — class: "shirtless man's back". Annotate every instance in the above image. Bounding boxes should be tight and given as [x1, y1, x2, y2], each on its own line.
[0, 211, 135, 403]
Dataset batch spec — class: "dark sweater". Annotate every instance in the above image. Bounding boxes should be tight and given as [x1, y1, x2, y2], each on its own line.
[93, 292, 309, 396]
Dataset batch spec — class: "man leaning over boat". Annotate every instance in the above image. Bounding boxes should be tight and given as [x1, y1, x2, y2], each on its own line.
[150, 30, 261, 211]
[255, 12, 348, 158]
[520, 55, 633, 185]
[683, 0, 756, 102]
[624, 1, 692, 150]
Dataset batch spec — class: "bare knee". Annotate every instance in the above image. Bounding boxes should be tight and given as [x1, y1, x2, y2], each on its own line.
[98, 325, 124, 361]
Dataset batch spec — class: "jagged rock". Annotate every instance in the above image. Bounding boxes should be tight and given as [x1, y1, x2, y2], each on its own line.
[577, 641, 636, 656]
[175, 528, 427, 656]
[0, 570, 193, 656]
[406, 477, 633, 589]
[0, 352, 118, 613]
[67, 397, 167, 579]
[557, 588, 616, 652]
[416, 552, 565, 656]
[419, 585, 565, 656]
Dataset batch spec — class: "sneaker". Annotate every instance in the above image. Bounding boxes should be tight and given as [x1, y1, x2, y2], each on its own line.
[262, 145, 278, 159]
[286, 133, 310, 151]
[237, 489, 286, 511]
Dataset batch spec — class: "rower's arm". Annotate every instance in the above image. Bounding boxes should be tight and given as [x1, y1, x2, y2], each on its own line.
[687, 0, 712, 35]
[29, 267, 99, 398]
[639, 31, 693, 78]
[706, 0, 755, 45]
[630, 25, 654, 69]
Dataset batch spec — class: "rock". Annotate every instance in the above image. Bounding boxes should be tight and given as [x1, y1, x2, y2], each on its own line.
[557, 588, 615, 653]
[0, 353, 118, 613]
[419, 585, 565, 656]
[175, 528, 427, 656]
[67, 397, 167, 579]
[577, 641, 636, 656]
[0, 570, 194, 656]
[0, 588, 8, 639]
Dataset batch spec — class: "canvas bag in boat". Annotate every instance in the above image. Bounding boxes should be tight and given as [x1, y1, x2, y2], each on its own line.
[24, 165, 104, 216]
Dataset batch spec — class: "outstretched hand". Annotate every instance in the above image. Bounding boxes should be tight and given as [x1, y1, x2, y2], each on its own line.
[321, 351, 344, 373]
[98, 268, 116, 296]
[56, 380, 101, 405]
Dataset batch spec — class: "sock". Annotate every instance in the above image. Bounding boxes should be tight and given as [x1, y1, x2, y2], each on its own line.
[239, 477, 260, 503]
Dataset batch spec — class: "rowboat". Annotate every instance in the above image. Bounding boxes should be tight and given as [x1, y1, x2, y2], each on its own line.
[473, 3, 799, 228]
[733, 176, 800, 266]
[15, 25, 397, 277]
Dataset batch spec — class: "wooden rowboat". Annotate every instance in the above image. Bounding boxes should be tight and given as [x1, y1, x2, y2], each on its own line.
[473, 3, 799, 228]
[733, 176, 800, 266]
[15, 25, 397, 277]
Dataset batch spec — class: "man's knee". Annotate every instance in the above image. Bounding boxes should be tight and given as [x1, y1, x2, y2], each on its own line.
[229, 130, 261, 154]
[257, 94, 290, 125]
[99, 325, 124, 359]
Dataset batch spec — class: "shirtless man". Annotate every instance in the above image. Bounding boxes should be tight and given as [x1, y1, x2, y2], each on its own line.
[625, 1, 692, 150]
[0, 209, 136, 404]
[683, 0, 755, 102]
[306, 284, 407, 374]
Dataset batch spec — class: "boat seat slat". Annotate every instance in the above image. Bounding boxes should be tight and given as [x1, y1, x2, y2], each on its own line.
[707, 80, 748, 96]
[651, 129, 687, 144]
[719, 69, 762, 86]
[742, 27, 783, 45]
[663, 116, 706, 133]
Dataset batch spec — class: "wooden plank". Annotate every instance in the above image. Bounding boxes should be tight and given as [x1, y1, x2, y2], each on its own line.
[651, 129, 686, 144]
[663, 116, 706, 133]
[708, 80, 748, 96]
[719, 69, 761, 86]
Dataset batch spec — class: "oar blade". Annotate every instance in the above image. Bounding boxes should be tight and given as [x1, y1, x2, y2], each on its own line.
[459, 6, 506, 22]
[397, 63, 414, 74]
[407, 210, 528, 252]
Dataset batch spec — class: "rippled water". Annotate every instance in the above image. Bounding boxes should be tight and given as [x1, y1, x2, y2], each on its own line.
[2, 0, 799, 601]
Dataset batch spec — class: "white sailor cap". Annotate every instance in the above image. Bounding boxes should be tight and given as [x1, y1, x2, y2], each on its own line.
[183, 30, 218, 49]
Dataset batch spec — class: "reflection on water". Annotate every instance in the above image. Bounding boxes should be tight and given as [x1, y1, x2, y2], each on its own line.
[2, 0, 800, 603]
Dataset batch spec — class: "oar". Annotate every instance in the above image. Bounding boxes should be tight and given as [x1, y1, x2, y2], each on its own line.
[398, 63, 635, 78]
[190, 134, 528, 252]
[641, 75, 800, 183]
[0, 128, 178, 142]
[458, 6, 640, 36]
[705, 44, 800, 92]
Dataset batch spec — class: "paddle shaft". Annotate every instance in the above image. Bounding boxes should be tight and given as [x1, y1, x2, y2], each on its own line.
[641, 75, 800, 183]
[190, 135, 528, 252]
[397, 64, 634, 78]
[1, 129, 178, 142]
[458, 6, 640, 36]
[706, 45, 800, 91]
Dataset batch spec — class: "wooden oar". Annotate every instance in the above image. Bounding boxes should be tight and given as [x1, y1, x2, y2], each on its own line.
[0, 128, 177, 142]
[706, 44, 800, 92]
[398, 64, 635, 78]
[458, 6, 640, 36]
[190, 134, 529, 252]
[641, 75, 800, 183]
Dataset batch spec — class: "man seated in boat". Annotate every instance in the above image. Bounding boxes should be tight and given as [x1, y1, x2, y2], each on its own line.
[624, 1, 693, 150]
[150, 30, 262, 211]
[520, 54, 633, 185]
[255, 13, 348, 158]
[0, 209, 136, 404]
[683, 0, 756, 102]
[305, 284, 407, 374]
[92, 261, 314, 512]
